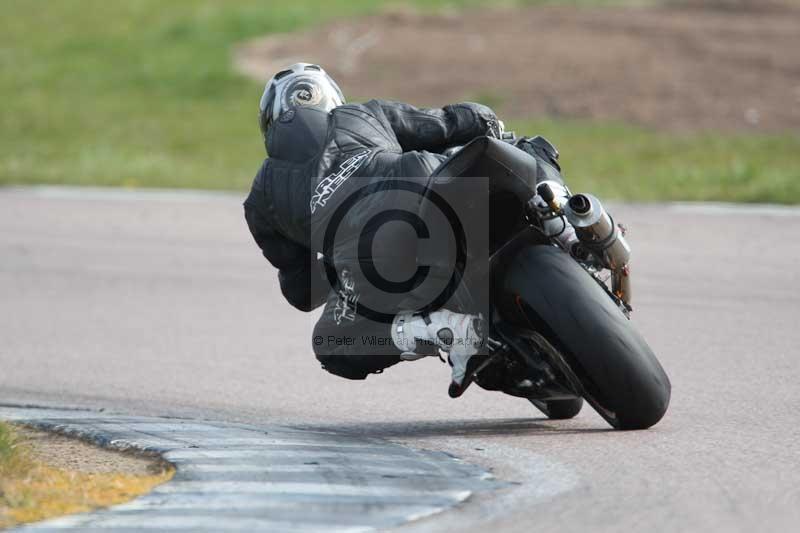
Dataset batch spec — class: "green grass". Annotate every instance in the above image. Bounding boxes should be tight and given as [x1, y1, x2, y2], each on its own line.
[1, 0, 798, 202]
[0, 422, 17, 466]
[0, 422, 28, 488]
[510, 119, 800, 204]
[0, 422, 173, 529]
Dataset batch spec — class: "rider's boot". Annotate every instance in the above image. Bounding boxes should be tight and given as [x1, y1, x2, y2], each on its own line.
[391, 309, 484, 398]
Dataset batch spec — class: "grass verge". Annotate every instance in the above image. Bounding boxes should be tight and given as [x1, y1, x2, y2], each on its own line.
[2, 0, 798, 202]
[0, 422, 172, 529]
[511, 119, 800, 204]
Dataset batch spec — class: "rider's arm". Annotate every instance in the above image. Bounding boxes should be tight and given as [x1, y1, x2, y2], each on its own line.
[244, 204, 328, 313]
[368, 100, 502, 152]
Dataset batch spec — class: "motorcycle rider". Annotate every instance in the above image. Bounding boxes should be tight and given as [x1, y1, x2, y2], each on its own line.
[244, 63, 573, 397]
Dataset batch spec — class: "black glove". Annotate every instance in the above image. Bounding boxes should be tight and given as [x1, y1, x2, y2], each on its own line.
[514, 136, 561, 171]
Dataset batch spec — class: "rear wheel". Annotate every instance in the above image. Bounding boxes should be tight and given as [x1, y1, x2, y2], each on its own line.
[501, 245, 671, 430]
[530, 398, 583, 420]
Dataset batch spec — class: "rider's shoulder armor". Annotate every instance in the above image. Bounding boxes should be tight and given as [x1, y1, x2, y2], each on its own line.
[329, 102, 399, 152]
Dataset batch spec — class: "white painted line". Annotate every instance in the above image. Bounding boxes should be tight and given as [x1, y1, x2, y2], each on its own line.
[164, 448, 416, 460]
[668, 201, 800, 217]
[5, 186, 800, 214]
[114, 498, 441, 513]
[55, 515, 371, 531]
[179, 438, 390, 448]
[177, 463, 439, 474]
[2, 185, 242, 203]
[156, 481, 471, 499]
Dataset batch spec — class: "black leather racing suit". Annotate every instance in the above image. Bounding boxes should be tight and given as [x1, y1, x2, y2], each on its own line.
[244, 99, 502, 379]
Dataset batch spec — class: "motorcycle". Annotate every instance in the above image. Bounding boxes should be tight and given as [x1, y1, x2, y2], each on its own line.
[423, 135, 671, 430]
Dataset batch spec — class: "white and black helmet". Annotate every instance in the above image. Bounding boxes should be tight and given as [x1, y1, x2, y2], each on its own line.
[258, 63, 345, 141]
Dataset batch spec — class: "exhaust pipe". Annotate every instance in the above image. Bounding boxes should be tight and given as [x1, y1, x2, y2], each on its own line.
[564, 194, 632, 306]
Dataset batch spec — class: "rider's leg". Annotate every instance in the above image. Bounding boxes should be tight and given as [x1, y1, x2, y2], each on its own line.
[311, 200, 415, 380]
[311, 174, 484, 390]
[312, 288, 485, 393]
[313, 289, 401, 380]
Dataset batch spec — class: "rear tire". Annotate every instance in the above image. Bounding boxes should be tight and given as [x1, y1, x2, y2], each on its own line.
[502, 245, 671, 430]
[530, 398, 583, 420]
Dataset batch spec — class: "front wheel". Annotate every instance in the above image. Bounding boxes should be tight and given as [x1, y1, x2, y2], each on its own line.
[530, 398, 583, 420]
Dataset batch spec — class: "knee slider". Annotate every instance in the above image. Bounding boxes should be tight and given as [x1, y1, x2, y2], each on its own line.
[315, 353, 371, 380]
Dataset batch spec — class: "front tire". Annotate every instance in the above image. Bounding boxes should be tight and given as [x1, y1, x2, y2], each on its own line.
[530, 398, 583, 420]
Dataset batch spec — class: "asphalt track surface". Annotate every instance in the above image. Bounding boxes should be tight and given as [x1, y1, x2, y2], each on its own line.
[1, 187, 799, 532]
